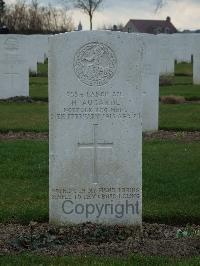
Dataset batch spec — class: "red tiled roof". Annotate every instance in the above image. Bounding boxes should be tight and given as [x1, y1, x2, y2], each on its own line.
[125, 18, 177, 34]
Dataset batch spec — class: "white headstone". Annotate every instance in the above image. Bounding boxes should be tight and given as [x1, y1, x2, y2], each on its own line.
[0, 35, 29, 99]
[26, 35, 48, 74]
[158, 34, 175, 75]
[193, 34, 200, 84]
[172, 33, 192, 63]
[26, 35, 37, 73]
[140, 34, 159, 132]
[33, 35, 48, 63]
[49, 31, 143, 225]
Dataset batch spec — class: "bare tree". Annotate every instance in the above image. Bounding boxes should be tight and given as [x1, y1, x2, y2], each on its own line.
[155, 0, 177, 12]
[0, 0, 5, 25]
[68, 0, 103, 30]
[3, 0, 74, 33]
[155, 0, 166, 11]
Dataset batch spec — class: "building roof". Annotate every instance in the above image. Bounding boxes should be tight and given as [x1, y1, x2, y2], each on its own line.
[124, 17, 177, 34]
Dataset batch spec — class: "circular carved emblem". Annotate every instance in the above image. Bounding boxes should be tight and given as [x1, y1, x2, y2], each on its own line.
[74, 42, 117, 86]
[4, 37, 19, 50]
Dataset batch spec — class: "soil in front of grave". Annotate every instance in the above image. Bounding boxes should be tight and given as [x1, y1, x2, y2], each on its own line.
[0, 222, 200, 258]
[1, 130, 200, 142]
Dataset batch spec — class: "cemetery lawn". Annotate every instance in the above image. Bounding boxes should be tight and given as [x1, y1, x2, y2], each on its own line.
[30, 77, 48, 101]
[0, 254, 200, 266]
[0, 140, 200, 224]
[0, 141, 48, 224]
[37, 60, 48, 76]
[159, 103, 200, 131]
[160, 84, 200, 100]
[175, 62, 193, 76]
[173, 75, 192, 85]
[30, 61, 48, 101]
[0, 102, 48, 132]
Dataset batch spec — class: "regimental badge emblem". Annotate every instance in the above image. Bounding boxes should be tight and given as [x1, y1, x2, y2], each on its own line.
[74, 42, 117, 86]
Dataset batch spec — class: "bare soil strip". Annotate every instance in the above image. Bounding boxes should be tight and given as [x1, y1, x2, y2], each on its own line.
[0, 132, 48, 141]
[0, 222, 199, 257]
[144, 130, 200, 142]
[1, 131, 200, 142]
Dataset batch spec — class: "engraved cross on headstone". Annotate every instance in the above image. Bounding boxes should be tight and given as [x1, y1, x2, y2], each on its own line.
[78, 124, 113, 184]
[4, 73, 18, 88]
[4, 64, 19, 90]
[4, 64, 18, 76]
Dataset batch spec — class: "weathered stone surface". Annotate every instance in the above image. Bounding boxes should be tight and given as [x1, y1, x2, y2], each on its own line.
[172, 33, 192, 63]
[49, 31, 143, 225]
[26, 35, 49, 73]
[158, 34, 175, 75]
[192, 34, 200, 85]
[0, 35, 29, 99]
[140, 34, 159, 132]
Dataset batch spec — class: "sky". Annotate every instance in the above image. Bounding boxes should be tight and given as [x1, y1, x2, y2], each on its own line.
[6, 0, 200, 31]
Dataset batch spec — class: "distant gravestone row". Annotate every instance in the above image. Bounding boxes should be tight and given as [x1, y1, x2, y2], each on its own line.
[158, 33, 200, 85]
[0, 32, 200, 132]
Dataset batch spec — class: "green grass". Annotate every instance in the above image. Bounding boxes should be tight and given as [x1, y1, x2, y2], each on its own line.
[0, 141, 48, 224]
[175, 62, 193, 76]
[29, 61, 48, 101]
[159, 103, 200, 131]
[173, 75, 193, 85]
[0, 254, 200, 266]
[0, 140, 200, 224]
[37, 61, 48, 76]
[160, 84, 200, 100]
[30, 77, 48, 101]
[143, 140, 200, 224]
[0, 103, 48, 132]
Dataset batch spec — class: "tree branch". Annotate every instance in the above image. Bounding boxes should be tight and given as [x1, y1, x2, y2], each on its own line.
[91, 0, 103, 15]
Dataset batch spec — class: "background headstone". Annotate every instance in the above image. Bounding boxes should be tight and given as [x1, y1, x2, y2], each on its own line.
[141, 34, 159, 132]
[0, 35, 29, 99]
[26, 36, 38, 74]
[172, 33, 192, 63]
[33, 35, 49, 63]
[193, 34, 200, 85]
[26, 35, 49, 74]
[158, 34, 175, 75]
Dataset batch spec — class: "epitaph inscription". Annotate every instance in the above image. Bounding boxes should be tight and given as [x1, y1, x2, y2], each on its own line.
[74, 42, 117, 86]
